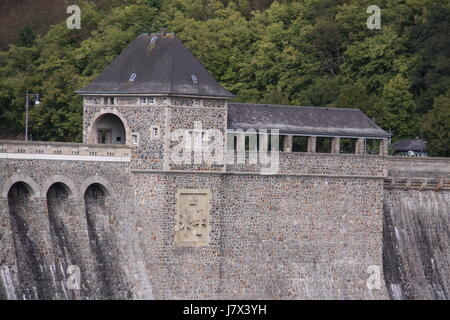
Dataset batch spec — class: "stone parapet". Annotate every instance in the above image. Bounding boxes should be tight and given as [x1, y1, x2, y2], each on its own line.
[0, 140, 131, 159]
[226, 152, 386, 177]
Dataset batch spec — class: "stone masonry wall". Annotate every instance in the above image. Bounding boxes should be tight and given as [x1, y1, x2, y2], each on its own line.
[0, 158, 152, 300]
[131, 168, 389, 299]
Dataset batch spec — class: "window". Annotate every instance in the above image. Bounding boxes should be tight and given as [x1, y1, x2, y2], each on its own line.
[129, 73, 137, 81]
[150, 36, 158, 44]
[132, 134, 139, 145]
[316, 137, 332, 153]
[150, 125, 160, 139]
[140, 97, 154, 105]
[292, 136, 308, 152]
[110, 97, 115, 105]
[191, 75, 198, 84]
[340, 138, 357, 154]
[366, 139, 381, 155]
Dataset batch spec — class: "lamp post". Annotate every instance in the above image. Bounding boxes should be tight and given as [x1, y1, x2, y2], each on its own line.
[25, 90, 40, 141]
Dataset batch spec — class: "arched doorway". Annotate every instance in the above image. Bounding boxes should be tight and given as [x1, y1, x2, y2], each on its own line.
[91, 113, 126, 144]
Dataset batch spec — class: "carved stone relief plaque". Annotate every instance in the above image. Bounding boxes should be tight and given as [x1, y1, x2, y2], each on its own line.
[175, 189, 211, 247]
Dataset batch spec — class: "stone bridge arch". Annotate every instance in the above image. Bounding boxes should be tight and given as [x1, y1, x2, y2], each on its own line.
[1, 174, 41, 199]
[80, 175, 113, 197]
[42, 175, 79, 199]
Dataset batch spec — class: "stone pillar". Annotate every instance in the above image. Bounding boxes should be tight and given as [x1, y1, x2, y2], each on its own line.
[379, 139, 388, 156]
[63, 197, 98, 299]
[355, 138, 365, 154]
[0, 198, 19, 300]
[283, 135, 293, 152]
[331, 137, 341, 154]
[307, 136, 317, 153]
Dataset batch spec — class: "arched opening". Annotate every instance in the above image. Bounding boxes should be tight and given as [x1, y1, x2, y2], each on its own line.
[84, 183, 126, 299]
[7, 182, 49, 299]
[46, 182, 83, 299]
[92, 113, 126, 144]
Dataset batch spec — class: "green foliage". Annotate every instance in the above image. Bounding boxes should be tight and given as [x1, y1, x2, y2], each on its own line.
[421, 91, 450, 157]
[381, 75, 417, 140]
[0, 0, 448, 156]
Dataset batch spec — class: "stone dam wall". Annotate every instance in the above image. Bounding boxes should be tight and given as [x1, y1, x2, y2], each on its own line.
[0, 153, 153, 300]
[382, 157, 450, 300]
[0, 147, 448, 300]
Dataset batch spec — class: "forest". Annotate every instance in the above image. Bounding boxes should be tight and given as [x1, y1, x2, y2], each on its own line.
[0, 0, 448, 156]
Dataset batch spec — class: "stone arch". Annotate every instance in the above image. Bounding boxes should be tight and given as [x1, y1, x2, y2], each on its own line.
[1, 174, 41, 199]
[42, 175, 79, 199]
[87, 108, 130, 145]
[80, 175, 113, 197]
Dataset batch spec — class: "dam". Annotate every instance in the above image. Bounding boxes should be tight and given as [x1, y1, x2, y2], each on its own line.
[0, 32, 448, 300]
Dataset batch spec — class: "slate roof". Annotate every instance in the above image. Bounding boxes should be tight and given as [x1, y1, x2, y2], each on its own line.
[76, 32, 234, 98]
[392, 139, 427, 152]
[228, 103, 390, 138]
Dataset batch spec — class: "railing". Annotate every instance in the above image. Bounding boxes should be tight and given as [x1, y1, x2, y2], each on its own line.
[0, 140, 131, 160]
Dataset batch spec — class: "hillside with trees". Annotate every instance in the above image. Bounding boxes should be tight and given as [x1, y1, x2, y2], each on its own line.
[0, 0, 448, 156]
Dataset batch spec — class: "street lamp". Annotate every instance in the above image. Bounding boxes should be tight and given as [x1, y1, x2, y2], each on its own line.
[25, 90, 40, 141]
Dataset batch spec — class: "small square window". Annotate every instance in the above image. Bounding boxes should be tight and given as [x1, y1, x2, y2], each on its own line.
[140, 97, 147, 105]
[150, 125, 160, 140]
[132, 134, 139, 145]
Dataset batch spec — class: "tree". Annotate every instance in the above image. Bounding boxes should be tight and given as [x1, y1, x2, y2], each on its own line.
[421, 91, 450, 157]
[380, 75, 417, 140]
[303, 77, 340, 106]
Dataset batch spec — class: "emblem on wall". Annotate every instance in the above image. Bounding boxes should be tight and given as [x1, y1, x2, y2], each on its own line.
[175, 189, 211, 246]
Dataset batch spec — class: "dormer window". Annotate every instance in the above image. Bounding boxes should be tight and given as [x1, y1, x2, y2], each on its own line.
[129, 73, 137, 81]
[191, 74, 198, 84]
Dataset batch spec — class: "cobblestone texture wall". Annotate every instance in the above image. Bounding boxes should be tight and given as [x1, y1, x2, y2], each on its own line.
[131, 170, 388, 299]
[0, 159, 153, 300]
[227, 152, 385, 176]
[4, 148, 447, 300]
[83, 104, 166, 171]
[82, 98, 227, 172]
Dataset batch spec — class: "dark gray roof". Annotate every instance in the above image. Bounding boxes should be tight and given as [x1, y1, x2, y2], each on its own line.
[228, 103, 390, 138]
[392, 139, 427, 152]
[76, 33, 234, 98]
